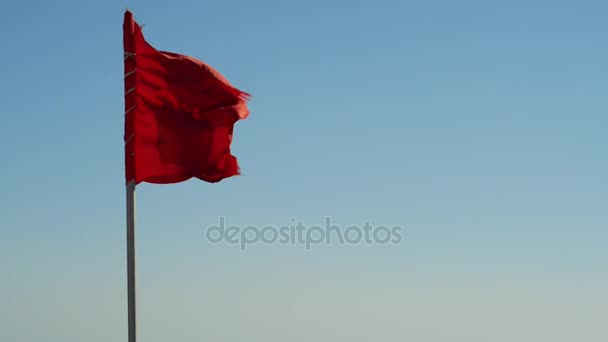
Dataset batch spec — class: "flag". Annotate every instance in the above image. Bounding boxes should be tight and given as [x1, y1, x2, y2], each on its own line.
[123, 10, 250, 184]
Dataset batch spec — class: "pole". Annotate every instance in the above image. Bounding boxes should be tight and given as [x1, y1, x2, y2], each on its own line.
[126, 180, 136, 342]
[124, 10, 137, 342]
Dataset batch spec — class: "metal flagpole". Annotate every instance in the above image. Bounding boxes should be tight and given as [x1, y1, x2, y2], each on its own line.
[126, 180, 136, 342]
[124, 10, 137, 342]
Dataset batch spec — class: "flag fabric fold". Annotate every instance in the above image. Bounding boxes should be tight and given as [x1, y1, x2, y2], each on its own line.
[123, 10, 250, 185]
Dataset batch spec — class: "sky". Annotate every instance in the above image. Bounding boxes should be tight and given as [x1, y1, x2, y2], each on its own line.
[1, 0, 607, 341]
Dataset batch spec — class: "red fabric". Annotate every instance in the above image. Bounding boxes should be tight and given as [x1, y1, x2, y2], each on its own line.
[123, 10, 250, 184]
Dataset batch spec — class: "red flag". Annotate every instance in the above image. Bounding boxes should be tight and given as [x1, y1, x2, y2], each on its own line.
[123, 11, 250, 184]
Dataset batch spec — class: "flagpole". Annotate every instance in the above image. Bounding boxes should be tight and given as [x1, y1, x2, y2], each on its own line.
[126, 180, 137, 342]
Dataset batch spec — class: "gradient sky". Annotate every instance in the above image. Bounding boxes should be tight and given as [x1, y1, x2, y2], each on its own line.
[1, 1, 607, 341]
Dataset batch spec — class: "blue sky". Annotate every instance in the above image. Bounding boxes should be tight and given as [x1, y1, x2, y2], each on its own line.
[1, 1, 607, 341]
